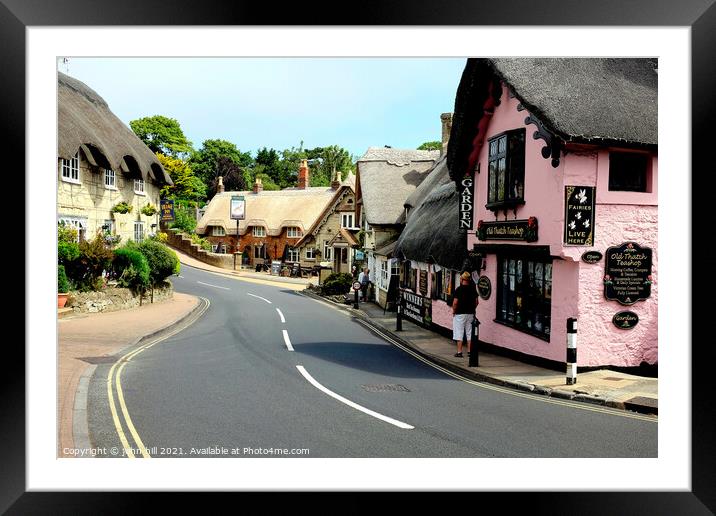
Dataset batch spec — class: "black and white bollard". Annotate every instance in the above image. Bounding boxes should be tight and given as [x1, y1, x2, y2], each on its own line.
[396, 304, 403, 331]
[566, 317, 577, 385]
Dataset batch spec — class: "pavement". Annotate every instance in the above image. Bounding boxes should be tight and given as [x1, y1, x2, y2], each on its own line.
[57, 250, 657, 457]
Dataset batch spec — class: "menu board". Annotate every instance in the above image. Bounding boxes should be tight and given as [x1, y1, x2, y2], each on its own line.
[604, 242, 653, 305]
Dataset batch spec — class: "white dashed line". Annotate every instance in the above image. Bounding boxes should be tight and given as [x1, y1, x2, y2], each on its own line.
[296, 366, 413, 430]
[197, 281, 230, 290]
[282, 330, 294, 351]
[276, 308, 286, 323]
[247, 293, 272, 304]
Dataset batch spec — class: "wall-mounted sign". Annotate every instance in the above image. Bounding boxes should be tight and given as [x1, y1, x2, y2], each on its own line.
[400, 289, 432, 328]
[604, 242, 653, 305]
[564, 186, 595, 246]
[581, 250, 603, 264]
[612, 311, 639, 330]
[160, 199, 174, 221]
[355, 250, 365, 260]
[477, 275, 492, 300]
[459, 175, 474, 231]
[419, 270, 428, 296]
[476, 218, 538, 242]
[230, 195, 246, 220]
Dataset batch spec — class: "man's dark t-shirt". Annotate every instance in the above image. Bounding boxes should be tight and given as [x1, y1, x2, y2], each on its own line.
[453, 284, 478, 314]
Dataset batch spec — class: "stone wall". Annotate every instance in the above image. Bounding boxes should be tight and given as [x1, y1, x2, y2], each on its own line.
[67, 283, 173, 314]
[166, 229, 235, 270]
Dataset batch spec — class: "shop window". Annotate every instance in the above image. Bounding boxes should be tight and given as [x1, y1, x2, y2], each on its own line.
[497, 256, 552, 339]
[609, 152, 650, 192]
[487, 129, 525, 210]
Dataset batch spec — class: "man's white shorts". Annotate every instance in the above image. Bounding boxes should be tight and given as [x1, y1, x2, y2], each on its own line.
[452, 313, 475, 341]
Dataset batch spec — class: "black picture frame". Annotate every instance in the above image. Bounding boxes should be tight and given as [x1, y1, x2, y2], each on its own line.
[5, 1, 713, 513]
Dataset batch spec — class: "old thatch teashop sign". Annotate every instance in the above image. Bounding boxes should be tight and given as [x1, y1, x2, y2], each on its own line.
[476, 217, 538, 242]
[459, 175, 474, 231]
[399, 289, 432, 328]
[604, 242, 653, 305]
[564, 186, 595, 246]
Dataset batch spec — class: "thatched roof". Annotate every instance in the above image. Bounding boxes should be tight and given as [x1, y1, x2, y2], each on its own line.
[196, 187, 337, 236]
[58, 72, 171, 185]
[447, 58, 657, 183]
[356, 147, 439, 225]
[400, 155, 450, 223]
[394, 182, 466, 270]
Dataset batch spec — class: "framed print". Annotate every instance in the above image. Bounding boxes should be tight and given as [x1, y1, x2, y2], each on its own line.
[7, 0, 714, 513]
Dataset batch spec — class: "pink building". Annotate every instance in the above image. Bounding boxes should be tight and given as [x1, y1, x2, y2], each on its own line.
[397, 58, 657, 370]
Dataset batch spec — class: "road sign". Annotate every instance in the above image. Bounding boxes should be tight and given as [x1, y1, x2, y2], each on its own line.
[353, 281, 361, 291]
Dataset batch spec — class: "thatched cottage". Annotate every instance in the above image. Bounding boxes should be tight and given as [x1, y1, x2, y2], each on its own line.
[57, 72, 172, 243]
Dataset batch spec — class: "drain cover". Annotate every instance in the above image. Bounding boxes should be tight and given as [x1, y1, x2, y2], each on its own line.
[361, 384, 411, 392]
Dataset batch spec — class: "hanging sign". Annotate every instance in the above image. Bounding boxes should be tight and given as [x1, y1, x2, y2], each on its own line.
[160, 199, 174, 221]
[604, 242, 653, 305]
[458, 174, 474, 231]
[564, 186, 595, 245]
[230, 195, 246, 220]
[612, 311, 639, 330]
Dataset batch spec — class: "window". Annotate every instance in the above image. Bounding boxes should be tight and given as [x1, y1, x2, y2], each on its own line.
[254, 245, 266, 259]
[211, 226, 226, 236]
[134, 221, 144, 243]
[61, 152, 80, 183]
[286, 227, 302, 238]
[497, 257, 552, 339]
[487, 129, 525, 208]
[104, 168, 116, 189]
[323, 241, 332, 261]
[306, 248, 316, 260]
[134, 179, 145, 194]
[341, 213, 355, 229]
[609, 152, 649, 192]
[103, 219, 114, 235]
[58, 217, 87, 242]
[212, 244, 218, 253]
[380, 260, 389, 289]
[252, 226, 266, 237]
[287, 247, 300, 262]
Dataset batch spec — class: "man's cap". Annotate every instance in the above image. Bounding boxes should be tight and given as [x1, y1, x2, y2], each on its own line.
[461, 272, 471, 280]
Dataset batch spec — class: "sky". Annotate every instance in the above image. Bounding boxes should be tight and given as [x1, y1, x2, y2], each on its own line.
[58, 57, 467, 160]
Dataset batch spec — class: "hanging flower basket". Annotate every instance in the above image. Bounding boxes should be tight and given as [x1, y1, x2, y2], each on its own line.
[141, 203, 158, 216]
[112, 202, 133, 214]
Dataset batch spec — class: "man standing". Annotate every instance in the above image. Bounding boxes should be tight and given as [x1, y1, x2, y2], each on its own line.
[452, 271, 479, 358]
[358, 267, 370, 302]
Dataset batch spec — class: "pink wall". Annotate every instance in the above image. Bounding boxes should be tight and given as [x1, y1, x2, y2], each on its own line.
[465, 83, 658, 367]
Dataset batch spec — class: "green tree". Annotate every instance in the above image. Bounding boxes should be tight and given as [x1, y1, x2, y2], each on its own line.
[254, 147, 283, 187]
[189, 139, 254, 186]
[305, 145, 354, 186]
[255, 172, 280, 191]
[207, 157, 248, 197]
[417, 141, 441, 151]
[129, 115, 193, 157]
[156, 152, 206, 202]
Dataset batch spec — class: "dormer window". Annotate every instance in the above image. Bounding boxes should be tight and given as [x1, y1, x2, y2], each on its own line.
[134, 178, 145, 195]
[211, 226, 226, 236]
[61, 152, 80, 183]
[252, 226, 266, 237]
[486, 128, 525, 210]
[286, 227, 302, 238]
[104, 168, 116, 189]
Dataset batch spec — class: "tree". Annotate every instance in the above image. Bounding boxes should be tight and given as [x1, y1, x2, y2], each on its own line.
[129, 116, 193, 157]
[156, 152, 206, 202]
[189, 139, 254, 186]
[254, 147, 283, 187]
[206, 157, 248, 198]
[417, 141, 441, 151]
[305, 145, 354, 186]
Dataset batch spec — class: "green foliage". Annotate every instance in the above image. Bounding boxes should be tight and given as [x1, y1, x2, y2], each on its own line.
[65, 232, 115, 291]
[113, 246, 150, 291]
[156, 152, 206, 202]
[58, 239, 80, 264]
[58, 264, 70, 293]
[207, 157, 248, 198]
[141, 203, 158, 216]
[137, 240, 180, 286]
[58, 224, 78, 244]
[190, 233, 212, 251]
[305, 145, 354, 187]
[321, 272, 353, 296]
[150, 232, 169, 243]
[255, 172, 280, 191]
[170, 207, 197, 234]
[189, 139, 254, 186]
[112, 201, 133, 214]
[417, 141, 441, 151]
[129, 115, 193, 157]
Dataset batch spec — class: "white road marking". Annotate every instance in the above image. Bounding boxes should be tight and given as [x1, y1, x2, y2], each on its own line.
[177, 275, 185, 278]
[197, 281, 230, 290]
[276, 308, 286, 323]
[296, 366, 414, 430]
[282, 330, 294, 351]
[247, 293, 272, 304]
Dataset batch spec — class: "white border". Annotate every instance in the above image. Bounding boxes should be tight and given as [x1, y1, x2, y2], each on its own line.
[29, 27, 690, 491]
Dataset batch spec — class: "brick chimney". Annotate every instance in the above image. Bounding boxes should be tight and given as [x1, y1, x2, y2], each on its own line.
[217, 175, 225, 194]
[298, 159, 309, 189]
[330, 167, 341, 190]
[252, 176, 263, 194]
[441, 112, 453, 156]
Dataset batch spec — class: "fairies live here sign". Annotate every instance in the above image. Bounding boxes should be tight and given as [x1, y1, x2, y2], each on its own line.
[564, 186, 595, 246]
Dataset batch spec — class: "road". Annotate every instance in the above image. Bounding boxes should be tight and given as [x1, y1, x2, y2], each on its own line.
[87, 264, 657, 458]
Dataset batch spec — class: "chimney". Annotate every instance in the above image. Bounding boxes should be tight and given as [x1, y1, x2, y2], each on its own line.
[441, 112, 453, 156]
[252, 176, 263, 194]
[217, 175, 225, 194]
[330, 167, 341, 190]
[298, 159, 309, 189]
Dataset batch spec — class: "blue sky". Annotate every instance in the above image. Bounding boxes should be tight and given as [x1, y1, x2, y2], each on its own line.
[59, 57, 466, 160]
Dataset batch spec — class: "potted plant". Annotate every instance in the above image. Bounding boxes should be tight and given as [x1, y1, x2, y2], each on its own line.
[141, 203, 158, 216]
[58, 264, 70, 308]
[112, 201, 133, 214]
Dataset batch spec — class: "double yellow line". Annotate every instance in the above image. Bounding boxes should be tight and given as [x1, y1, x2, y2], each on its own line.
[106, 297, 210, 458]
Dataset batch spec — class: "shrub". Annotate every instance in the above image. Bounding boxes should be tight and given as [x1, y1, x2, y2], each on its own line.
[113, 246, 150, 291]
[190, 233, 212, 251]
[64, 231, 114, 291]
[321, 272, 353, 296]
[58, 225, 80, 264]
[150, 232, 168, 243]
[58, 264, 70, 293]
[170, 208, 196, 233]
[137, 240, 180, 286]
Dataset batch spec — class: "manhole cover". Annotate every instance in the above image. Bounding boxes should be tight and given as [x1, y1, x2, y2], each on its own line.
[603, 377, 625, 382]
[361, 384, 411, 392]
[78, 356, 117, 365]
